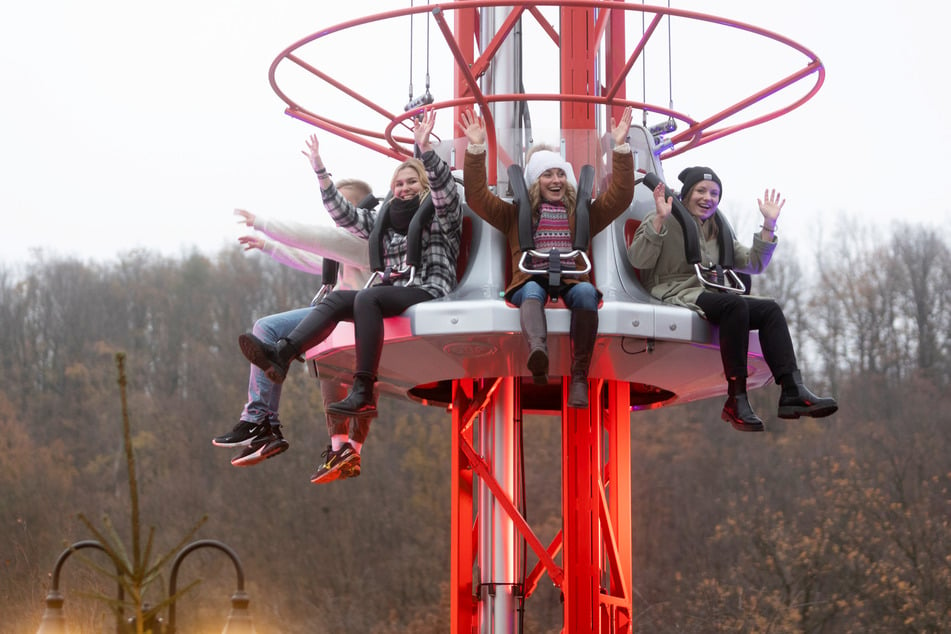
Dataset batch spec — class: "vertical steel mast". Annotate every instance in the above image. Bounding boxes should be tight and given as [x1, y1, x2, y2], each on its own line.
[450, 6, 633, 632]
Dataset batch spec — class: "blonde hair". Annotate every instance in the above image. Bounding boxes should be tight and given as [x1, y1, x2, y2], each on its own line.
[390, 158, 431, 196]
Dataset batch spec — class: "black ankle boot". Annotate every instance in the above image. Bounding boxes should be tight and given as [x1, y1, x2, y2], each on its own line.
[238, 333, 300, 384]
[721, 377, 765, 432]
[327, 373, 378, 418]
[777, 371, 838, 419]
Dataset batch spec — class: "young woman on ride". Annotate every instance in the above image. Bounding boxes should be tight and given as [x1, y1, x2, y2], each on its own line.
[238, 107, 462, 422]
[458, 106, 634, 408]
[628, 166, 837, 432]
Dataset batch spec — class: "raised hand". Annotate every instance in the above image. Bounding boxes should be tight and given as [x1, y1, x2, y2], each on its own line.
[610, 106, 634, 146]
[757, 189, 785, 225]
[238, 235, 265, 252]
[414, 107, 437, 153]
[233, 208, 255, 227]
[457, 108, 487, 146]
[652, 182, 672, 220]
[651, 181, 672, 233]
[301, 134, 323, 172]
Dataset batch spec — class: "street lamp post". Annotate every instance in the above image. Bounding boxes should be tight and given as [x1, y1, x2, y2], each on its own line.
[36, 540, 126, 634]
[167, 539, 255, 634]
[36, 538, 254, 634]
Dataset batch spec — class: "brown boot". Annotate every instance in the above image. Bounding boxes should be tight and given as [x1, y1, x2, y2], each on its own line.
[519, 298, 549, 384]
[567, 309, 598, 408]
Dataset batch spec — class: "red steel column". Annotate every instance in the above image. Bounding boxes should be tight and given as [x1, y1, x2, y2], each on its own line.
[562, 380, 603, 632]
[606, 380, 633, 632]
[560, 4, 598, 170]
[451, 379, 476, 634]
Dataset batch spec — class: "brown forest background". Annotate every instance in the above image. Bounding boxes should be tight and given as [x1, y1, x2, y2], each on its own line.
[1, 219, 949, 633]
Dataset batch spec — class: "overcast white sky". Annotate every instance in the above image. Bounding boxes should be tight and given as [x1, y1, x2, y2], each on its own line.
[2, 0, 948, 266]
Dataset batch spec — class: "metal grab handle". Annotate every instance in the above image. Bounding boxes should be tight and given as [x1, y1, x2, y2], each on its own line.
[363, 265, 417, 289]
[517, 249, 592, 276]
[695, 263, 746, 294]
[311, 258, 342, 305]
[311, 283, 335, 306]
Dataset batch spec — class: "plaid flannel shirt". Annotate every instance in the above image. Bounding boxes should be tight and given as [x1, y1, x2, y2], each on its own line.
[321, 150, 463, 298]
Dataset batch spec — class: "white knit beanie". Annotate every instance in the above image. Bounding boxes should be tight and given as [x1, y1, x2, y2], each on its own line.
[524, 150, 577, 190]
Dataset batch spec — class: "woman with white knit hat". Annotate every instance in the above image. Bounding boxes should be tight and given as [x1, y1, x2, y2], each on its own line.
[459, 106, 634, 408]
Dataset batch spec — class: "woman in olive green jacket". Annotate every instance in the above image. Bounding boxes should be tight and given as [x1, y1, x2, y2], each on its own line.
[628, 167, 837, 432]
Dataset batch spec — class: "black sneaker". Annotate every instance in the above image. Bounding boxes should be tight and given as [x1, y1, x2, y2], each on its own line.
[310, 443, 361, 484]
[212, 420, 270, 448]
[231, 425, 289, 467]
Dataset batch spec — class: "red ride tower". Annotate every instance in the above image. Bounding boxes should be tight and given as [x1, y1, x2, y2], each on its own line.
[267, 3, 823, 631]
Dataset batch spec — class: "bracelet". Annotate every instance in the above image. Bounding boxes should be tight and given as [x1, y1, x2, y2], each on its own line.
[761, 224, 777, 233]
[316, 169, 332, 179]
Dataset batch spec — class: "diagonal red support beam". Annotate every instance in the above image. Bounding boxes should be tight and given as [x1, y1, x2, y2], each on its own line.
[459, 436, 565, 586]
[527, 5, 559, 45]
[523, 531, 564, 598]
[467, 7, 527, 80]
[431, 6, 498, 181]
[598, 482, 630, 603]
[604, 13, 663, 102]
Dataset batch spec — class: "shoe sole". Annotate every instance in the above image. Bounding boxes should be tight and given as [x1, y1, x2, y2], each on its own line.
[212, 437, 255, 448]
[777, 404, 839, 420]
[721, 411, 765, 432]
[527, 348, 549, 384]
[231, 441, 289, 467]
[325, 404, 378, 418]
[238, 334, 287, 384]
[310, 455, 361, 484]
[212, 425, 269, 448]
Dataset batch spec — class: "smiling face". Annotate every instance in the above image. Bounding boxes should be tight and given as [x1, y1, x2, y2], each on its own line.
[537, 168, 568, 203]
[682, 181, 721, 220]
[392, 166, 424, 200]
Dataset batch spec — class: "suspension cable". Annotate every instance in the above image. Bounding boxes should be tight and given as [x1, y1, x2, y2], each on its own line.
[641, 0, 647, 126]
[408, 0, 415, 103]
[667, 0, 673, 113]
[405, 1, 434, 113]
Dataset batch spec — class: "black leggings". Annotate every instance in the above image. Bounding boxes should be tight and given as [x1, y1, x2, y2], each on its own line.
[287, 285, 435, 377]
[695, 291, 798, 381]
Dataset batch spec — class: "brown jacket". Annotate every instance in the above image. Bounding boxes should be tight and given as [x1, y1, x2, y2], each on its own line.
[463, 147, 635, 298]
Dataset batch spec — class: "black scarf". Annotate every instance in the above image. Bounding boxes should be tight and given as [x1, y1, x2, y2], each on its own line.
[389, 194, 421, 234]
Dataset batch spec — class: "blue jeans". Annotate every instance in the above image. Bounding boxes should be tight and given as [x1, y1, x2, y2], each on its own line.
[241, 307, 311, 424]
[241, 306, 374, 443]
[509, 279, 599, 311]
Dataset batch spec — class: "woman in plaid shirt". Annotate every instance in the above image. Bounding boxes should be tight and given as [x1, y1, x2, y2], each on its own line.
[239, 108, 462, 419]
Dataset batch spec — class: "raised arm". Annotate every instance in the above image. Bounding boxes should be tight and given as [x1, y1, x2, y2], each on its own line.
[414, 107, 437, 154]
[458, 108, 487, 146]
[303, 134, 334, 191]
[458, 109, 516, 233]
[651, 182, 673, 233]
[756, 189, 784, 241]
[609, 105, 633, 147]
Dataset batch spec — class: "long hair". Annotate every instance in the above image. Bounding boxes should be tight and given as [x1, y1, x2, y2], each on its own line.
[528, 181, 577, 217]
[680, 185, 720, 241]
[390, 157, 431, 197]
[525, 144, 577, 218]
